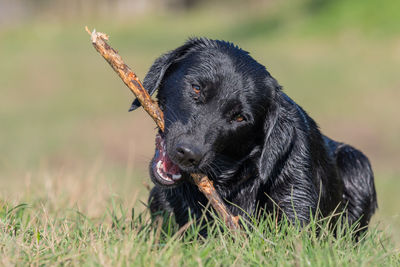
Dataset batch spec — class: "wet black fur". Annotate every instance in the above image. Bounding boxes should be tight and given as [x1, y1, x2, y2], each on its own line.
[130, 38, 377, 233]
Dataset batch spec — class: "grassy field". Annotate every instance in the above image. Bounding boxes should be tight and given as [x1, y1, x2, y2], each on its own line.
[1, 1, 400, 265]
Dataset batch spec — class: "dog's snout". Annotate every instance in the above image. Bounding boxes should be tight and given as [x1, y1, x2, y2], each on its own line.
[175, 143, 202, 167]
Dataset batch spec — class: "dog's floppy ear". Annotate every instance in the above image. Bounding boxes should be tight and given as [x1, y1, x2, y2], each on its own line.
[129, 39, 200, 111]
[257, 78, 286, 181]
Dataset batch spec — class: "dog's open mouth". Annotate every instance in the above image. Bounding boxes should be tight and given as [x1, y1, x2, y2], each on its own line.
[152, 133, 182, 185]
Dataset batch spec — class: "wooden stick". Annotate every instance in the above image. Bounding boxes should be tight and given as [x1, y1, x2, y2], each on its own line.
[191, 174, 239, 230]
[85, 27, 240, 231]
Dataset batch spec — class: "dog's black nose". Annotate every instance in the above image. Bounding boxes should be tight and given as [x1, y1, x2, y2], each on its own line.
[175, 144, 202, 167]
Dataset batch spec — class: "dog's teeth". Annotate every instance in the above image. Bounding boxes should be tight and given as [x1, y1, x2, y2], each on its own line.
[156, 161, 162, 173]
[172, 174, 182, 180]
[155, 160, 173, 182]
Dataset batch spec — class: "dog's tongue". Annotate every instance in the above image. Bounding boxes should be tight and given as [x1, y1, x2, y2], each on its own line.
[163, 156, 180, 177]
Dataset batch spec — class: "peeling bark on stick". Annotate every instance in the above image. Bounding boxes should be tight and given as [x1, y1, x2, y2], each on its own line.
[85, 27, 164, 131]
[85, 27, 240, 231]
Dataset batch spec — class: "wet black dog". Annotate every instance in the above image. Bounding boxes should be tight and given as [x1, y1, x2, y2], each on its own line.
[130, 38, 377, 233]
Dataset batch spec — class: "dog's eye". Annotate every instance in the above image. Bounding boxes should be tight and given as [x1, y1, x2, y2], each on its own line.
[192, 84, 201, 94]
[231, 113, 246, 123]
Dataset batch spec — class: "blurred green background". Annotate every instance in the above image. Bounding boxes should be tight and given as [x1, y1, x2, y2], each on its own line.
[1, 0, 399, 245]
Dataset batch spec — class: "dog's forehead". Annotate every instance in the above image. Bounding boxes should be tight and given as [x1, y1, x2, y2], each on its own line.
[185, 49, 235, 75]
[177, 49, 257, 108]
[184, 50, 246, 89]
[161, 43, 266, 110]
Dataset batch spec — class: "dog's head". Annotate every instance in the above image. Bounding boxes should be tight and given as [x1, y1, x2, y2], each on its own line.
[130, 38, 280, 187]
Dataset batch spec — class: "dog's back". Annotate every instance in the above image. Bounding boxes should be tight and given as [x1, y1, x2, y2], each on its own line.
[325, 137, 377, 232]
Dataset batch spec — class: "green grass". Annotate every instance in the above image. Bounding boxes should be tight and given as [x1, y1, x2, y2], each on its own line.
[1, 0, 400, 265]
[1, 170, 399, 266]
[1, 182, 399, 266]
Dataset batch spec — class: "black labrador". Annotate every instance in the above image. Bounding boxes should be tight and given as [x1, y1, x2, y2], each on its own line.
[130, 38, 377, 233]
